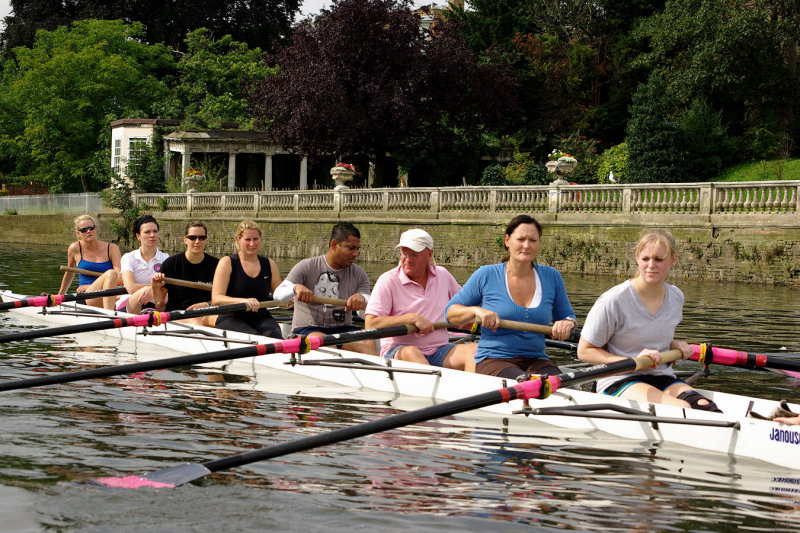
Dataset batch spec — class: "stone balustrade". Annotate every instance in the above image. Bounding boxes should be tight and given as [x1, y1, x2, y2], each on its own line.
[133, 181, 800, 227]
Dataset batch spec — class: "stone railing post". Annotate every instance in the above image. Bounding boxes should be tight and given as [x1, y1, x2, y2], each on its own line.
[621, 187, 631, 213]
[253, 193, 260, 215]
[187, 190, 194, 214]
[548, 183, 562, 212]
[699, 183, 713, 214]
[382, 190, 389, 212]
[333, 190, 342, 215]
[430, 189, 440, 214]
[489, 189, 497, 212]
[293, 193, 299, 212]
[220, 194, 226, 212]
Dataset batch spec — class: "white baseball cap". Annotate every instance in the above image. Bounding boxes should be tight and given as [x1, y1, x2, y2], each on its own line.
[395, 229, 434, 252]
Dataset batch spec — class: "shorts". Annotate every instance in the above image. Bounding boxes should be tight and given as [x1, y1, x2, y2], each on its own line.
[476, 357, 560, 379]
[603, 374, 684, 396]
[384, 343, 457, 367]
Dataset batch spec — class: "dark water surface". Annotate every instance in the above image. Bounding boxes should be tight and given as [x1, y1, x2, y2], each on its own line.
[1, 243, 799, 531]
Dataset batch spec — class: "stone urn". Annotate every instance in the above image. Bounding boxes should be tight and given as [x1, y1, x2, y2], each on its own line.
[183, 171, 204, 190]
[546, 157, 577, 186]
[331, 165, 355, 190]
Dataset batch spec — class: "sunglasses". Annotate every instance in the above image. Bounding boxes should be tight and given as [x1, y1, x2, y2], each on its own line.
[185, 235, 208, 241]
[77, 225, 96, 233]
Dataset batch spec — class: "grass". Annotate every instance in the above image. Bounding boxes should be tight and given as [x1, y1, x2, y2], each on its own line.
[716, 158, 800, 182]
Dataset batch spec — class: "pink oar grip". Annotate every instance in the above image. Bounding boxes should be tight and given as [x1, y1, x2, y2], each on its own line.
[92, 475, 175, 489]
[270, 336, 324, 354]
[690, 344, 767, 367]
[507, 375, 562, 402]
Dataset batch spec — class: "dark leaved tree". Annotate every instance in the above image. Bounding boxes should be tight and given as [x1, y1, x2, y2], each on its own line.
[248, 0, 518, 186]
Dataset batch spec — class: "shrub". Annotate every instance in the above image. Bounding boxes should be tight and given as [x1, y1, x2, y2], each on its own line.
[480, 164, 505, 185]
[504, 152, 550, 185]
[554, 132, 599, 183]
[596, 143, 628, 183]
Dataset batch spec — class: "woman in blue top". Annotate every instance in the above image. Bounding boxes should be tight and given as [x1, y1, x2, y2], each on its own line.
[446, 215, 577, 379]
[57, 214, 121, 309]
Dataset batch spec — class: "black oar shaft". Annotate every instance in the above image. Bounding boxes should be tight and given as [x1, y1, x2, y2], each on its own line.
[139, 351, 681, 487]
[0, 287, 128, 311]
[0, 323, 429, 392]
[0, 300, 290, 344]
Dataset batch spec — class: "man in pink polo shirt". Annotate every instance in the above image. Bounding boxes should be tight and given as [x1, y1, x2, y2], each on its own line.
[365, 229, 476, 371]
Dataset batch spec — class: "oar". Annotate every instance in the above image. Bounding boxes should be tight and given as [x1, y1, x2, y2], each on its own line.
[0, 287, 127, 311]
[0, 300, 290, 344]
[472, 317, 581, 343]
[88, 349, 683, 489]
[63, 267, 356, 309]
[61, 266, 211, 291]
[0, 322, 448, 392]
[690, 343, 800, 373]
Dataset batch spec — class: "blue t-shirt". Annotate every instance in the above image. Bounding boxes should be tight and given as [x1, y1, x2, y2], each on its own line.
[445, 263, 576, 363]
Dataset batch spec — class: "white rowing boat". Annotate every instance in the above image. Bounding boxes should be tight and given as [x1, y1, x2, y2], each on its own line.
[2, 289, 799, 471]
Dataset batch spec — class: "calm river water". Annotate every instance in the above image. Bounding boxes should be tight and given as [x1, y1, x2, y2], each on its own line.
[1, 243, 799, 531]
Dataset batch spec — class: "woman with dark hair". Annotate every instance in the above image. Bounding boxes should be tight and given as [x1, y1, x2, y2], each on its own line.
[118, 215, 169, 314]
[211, 220, 282, 338]
[445, 215, 577, 379]
[151, 221, 219, 326]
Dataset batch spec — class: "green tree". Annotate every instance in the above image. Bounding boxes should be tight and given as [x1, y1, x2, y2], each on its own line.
[0, 19, 173, 192]
[634, 0, 795, 159]
[162, 28, 276, 129]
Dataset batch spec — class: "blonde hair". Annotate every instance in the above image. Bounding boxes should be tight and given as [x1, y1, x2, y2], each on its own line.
[634, 229, 677, 276]
[234, 220, 262, 250]
[74, 214, 97, 230]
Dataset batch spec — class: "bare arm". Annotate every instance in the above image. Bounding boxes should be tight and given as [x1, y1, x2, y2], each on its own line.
[57, 243, 79, 294]
[446, 304, 500, 331]
[578, 337, 666, 367]
[365, 313, 433, 334]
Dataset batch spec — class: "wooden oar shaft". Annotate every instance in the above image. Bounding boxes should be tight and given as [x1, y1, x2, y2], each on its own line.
[62, 266, 211, 291]
[100, 348, 681, 488]
[0, 322, 447, 393]
[476, 317, 581, 343]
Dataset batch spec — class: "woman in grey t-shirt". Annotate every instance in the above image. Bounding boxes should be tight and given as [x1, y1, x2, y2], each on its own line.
[577, 229, 721, 412]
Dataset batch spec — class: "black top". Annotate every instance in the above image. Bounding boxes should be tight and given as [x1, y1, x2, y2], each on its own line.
[161, 253, 219, 311]
[226, 254, 274, 324]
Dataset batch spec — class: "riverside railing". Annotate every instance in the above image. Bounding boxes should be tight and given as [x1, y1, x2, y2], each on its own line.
[0, 192, 102, 215]
[132, 181, 800, 226]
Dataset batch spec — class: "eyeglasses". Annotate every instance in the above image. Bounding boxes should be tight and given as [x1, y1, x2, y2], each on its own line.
[77, 225, 96, 233]
[185, 235, 208, 241]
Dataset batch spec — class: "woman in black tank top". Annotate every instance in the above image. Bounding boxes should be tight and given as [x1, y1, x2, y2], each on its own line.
[211, 220, 282, 338]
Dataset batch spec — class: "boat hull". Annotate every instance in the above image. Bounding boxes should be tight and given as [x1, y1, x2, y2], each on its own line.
[2, 290, 799, 470]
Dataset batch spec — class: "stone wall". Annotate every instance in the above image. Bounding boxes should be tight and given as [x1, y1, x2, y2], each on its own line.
[2, 213, 799, 286]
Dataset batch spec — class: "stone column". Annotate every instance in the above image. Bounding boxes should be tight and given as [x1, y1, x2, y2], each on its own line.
[300, 157, 308, 190]
[264, 154, 273, 191]
[227, 153, 237, 191]
[181, 151, 192, 185]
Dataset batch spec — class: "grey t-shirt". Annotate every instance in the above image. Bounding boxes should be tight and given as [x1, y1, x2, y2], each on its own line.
[285, 255, 371, 330]
[581, 279, 684, 393]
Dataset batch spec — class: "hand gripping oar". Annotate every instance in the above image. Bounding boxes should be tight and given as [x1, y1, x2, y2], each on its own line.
[471, 317, 581, 343]
[88, 349, 683, 489]
[0, 300, 289, 344]
[0, 287, 128, 311]
[0, 322, 448, 392]
[690, 343, 800, 373]
[61, 266, 211, 291]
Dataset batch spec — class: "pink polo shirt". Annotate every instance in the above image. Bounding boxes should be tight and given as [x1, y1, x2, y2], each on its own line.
[365, 263, 461, 357]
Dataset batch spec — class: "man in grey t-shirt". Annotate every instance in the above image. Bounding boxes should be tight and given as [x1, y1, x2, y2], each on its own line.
[274, 222, 376, 354]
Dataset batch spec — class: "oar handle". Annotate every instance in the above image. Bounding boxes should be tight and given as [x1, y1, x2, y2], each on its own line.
[61, 265, 211, 291]
[636, 349, 683, 370]
[475, 317, 581, 342]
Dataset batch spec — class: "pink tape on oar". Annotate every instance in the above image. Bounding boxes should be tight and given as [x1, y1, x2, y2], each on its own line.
[504, 375, 562, 402]
[690, 344, 767, 367]
[92, 475, 175, 489]
[21, 294, 65, 308]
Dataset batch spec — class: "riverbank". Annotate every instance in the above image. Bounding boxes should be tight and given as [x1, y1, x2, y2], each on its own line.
[2, 213, 799, 286]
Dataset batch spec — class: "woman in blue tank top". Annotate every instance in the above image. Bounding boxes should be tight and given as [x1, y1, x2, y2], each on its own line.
[57, 214, 122, 309]
[212, 220, 283, 338]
